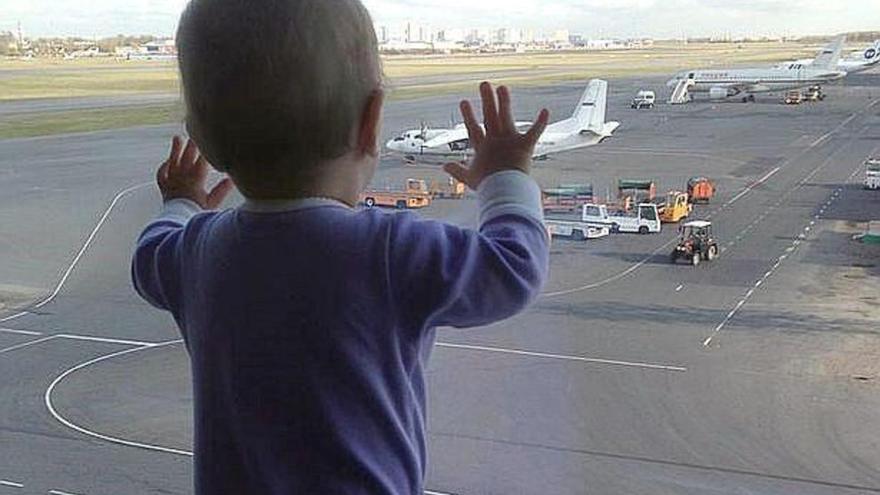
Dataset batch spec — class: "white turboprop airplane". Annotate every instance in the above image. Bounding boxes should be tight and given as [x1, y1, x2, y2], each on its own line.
[667, 36, 847, 104]
[789, 40, 880, 74]
[386, 79, 620, 161]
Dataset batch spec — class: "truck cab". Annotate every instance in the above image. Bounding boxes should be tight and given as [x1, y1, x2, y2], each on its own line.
[581, 203, 661, 234]
[632, 90, 656, 109]
[866, 158, 880, 190]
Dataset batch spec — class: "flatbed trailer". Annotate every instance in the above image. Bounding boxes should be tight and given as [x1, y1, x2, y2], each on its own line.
[545, 218, 610, 241]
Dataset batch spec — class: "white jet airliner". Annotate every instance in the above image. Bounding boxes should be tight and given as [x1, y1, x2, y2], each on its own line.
[667, 36, 847, 104]
[789, 40, 880, 74]
[386, 79, 619, 161]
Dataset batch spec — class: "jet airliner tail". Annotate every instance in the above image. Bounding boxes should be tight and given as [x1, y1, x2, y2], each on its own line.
[813, 35, 846, 70]
[573, 79, 610, 135]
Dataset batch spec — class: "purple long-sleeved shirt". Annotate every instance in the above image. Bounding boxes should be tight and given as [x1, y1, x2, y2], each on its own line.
[132, 171, 549, 494]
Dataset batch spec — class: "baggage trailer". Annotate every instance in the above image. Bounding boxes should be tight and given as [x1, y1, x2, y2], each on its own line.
[428, 178, 467, 199]
[618, 179, 657, 204]
[542, 184, 594, 213]
[544, 220, 610, 241]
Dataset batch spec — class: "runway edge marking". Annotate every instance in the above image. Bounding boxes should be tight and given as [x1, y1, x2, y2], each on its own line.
[437, 342, 687, 372]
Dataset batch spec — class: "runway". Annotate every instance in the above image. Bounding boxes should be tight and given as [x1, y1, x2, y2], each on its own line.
[1, 71, 880, 494]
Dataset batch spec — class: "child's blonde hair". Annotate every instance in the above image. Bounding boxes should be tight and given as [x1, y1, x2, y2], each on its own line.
[176, 0, 382, 196]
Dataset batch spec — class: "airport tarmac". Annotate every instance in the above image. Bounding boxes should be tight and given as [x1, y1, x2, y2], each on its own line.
[1, 71, 880, 494]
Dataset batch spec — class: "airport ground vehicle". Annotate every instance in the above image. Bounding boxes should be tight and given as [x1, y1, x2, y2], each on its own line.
[671, 221, 719, 266]
[361, 178, 465, 208]
[618, 179, 657, 204]
[361, 179, 432, 209]
[580, 203, 661, 234]
[803, 85, 826, 102]
[544, 220, 610, 241]
[687, 177, 716, 203]
[542, 184, 594, 212]
[866, 158, 880, 190]
[427, 178, 467, 199]
[658, 191, 692, 223]
[631, 90, 656, 109]
[783, 91, 803, 105]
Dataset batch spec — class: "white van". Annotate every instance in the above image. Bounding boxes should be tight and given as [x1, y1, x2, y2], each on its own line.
[631, 90, 656, 109]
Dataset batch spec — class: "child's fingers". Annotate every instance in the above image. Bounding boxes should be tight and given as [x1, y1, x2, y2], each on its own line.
[167, 136, 182, 165]
[194, 155, 210, 181]
[443, 162, 473, 190]
[479, 82, 500, 135]
[206, 178, 235, 209]
[460, 100, 484, 149]
[178, 139, 199, 172]
[524, 109, 551, 145]
[156, 160, 170, 188]
[497, 86, 516, 134]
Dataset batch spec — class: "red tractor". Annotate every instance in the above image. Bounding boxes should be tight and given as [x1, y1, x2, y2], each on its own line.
[671, 221, 719, 266]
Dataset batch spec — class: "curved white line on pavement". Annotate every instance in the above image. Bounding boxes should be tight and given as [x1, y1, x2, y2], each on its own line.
[541, 237, 678, 298]
[44, 339, 194, 457]
[45, 338, 459, 495]
[0, 181, 152, 324]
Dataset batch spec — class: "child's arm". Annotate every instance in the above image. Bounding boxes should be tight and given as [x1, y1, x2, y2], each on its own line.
[131, 137, 234, 312]
[390, 82, 552, 329]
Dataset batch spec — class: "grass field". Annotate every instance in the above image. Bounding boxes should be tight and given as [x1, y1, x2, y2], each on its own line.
[0, 42, 824, 138]
[0, 104, 182, 139]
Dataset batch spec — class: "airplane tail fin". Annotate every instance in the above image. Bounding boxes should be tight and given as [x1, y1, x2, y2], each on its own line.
[813, 35, 846, 70]
[573, 79, 609, 134]
[868, 40, 880, 62]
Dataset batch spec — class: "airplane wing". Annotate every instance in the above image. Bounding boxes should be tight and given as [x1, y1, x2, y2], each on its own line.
[422, 121, 534, 148]
[422, 127, 470, 148]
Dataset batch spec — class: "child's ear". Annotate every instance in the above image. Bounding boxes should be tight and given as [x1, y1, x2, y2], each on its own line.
[357, 90, 385, 157]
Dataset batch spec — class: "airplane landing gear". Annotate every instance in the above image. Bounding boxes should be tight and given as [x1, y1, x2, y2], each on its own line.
[742, 95, 756, 103]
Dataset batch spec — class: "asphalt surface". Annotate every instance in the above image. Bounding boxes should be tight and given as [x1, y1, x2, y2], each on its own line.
[1, 70, 880, 495]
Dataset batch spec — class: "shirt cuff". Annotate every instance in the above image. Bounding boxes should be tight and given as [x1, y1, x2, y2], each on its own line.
[160, 198, 203, 225]
[477, 170, 544, 227]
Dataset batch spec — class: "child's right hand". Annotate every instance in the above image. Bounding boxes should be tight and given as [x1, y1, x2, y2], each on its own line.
[444, 82, 550, 190]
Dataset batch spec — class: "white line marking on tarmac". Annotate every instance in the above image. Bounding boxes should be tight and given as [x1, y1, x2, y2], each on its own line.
[542, 237, 678, 298]
[436, 342, 687, 372]
[703, 137, 879, 347]
[0, 480, 23, 488]
[675, 284, 684, 292]
[0, 336, 57, 355]
[0, 182, 152, 325]
[45, 340, 195, 458]
[55, 334, 161, 348]
[49, 490, 82, 495]
[0, 327, 42, 336]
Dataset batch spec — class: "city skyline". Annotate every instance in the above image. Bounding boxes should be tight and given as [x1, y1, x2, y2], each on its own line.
[1, 0, 878, 39]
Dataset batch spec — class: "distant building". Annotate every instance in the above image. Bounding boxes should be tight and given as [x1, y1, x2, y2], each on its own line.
[126, 39, 176, 60]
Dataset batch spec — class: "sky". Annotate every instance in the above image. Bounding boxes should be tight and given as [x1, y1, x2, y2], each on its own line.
[1, 0, 878, 39]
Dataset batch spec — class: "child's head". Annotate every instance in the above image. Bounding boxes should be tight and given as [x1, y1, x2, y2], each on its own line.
[176, 0, 383, 199]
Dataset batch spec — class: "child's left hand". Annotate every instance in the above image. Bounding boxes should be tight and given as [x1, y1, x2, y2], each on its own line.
[157, 136, 235, 209]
